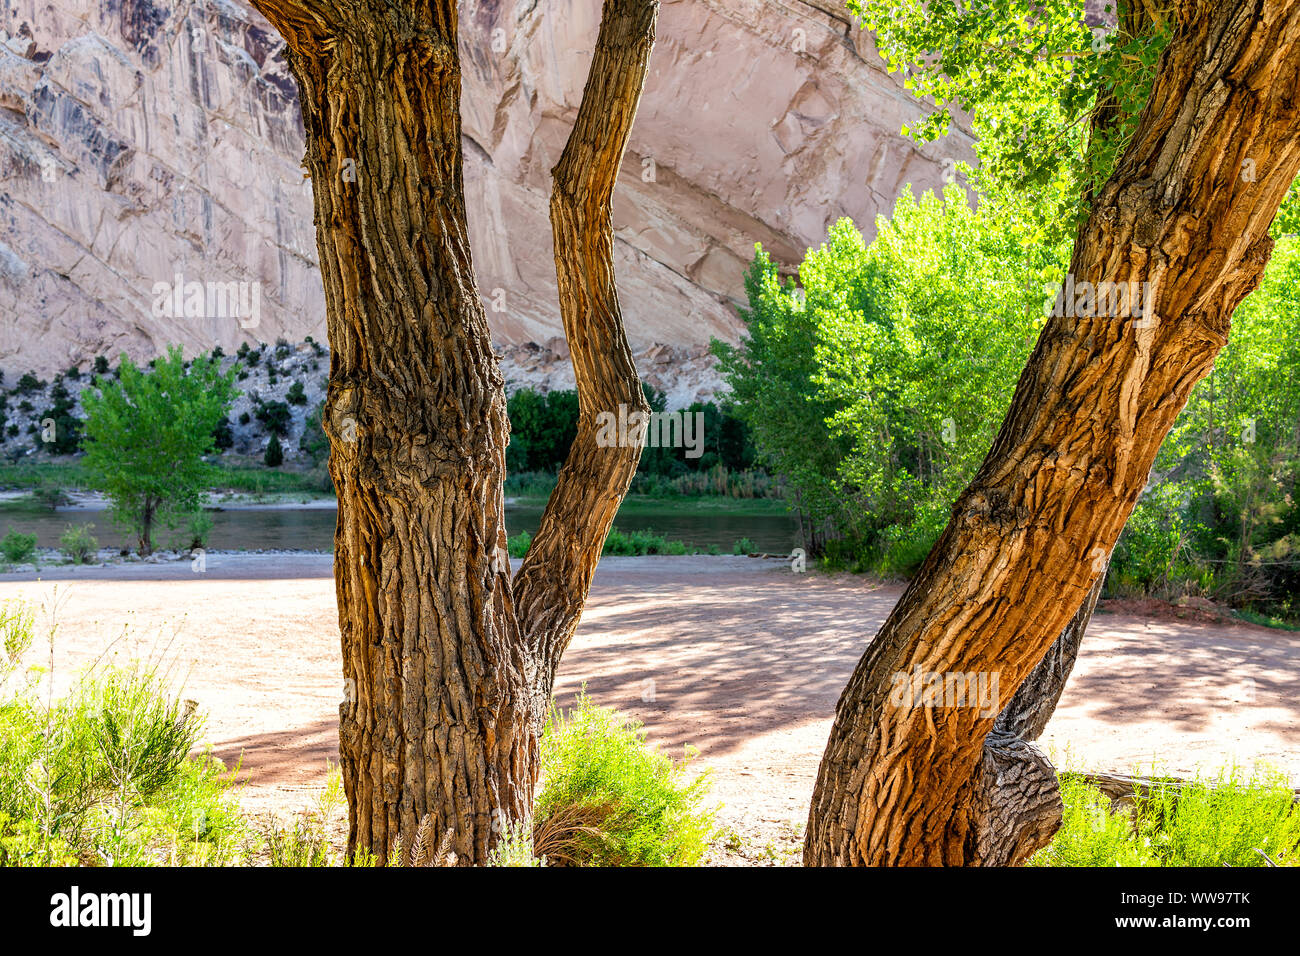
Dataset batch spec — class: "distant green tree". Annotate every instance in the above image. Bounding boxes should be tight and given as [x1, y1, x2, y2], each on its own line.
[1112, 234, 1300, 613]
[255, 399, 292, 437]
[81, 348, 237, 555]
[14, 372, 42, 395]
[713, 244, 852, 551]
[812, 187, 1060, 570]
[264, 431, 284, 467]
[718, 185, 1064, 567]
[212, 415, 235, 451]
[673, 399, 756, 473]
[504, 383, 753, 483]
[0, 531, 36, 564]
[35, 379, 82, 455]
[506, 388, 579, 473]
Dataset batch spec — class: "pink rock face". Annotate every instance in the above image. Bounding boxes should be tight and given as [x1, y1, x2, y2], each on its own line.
[0, 0, 972, 377]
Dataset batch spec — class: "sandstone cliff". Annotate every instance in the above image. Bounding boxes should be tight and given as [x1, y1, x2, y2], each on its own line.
[0, 0, 972, 379]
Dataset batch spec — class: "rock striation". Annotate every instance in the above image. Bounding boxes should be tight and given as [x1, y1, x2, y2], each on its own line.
[0, 0, 973, 382]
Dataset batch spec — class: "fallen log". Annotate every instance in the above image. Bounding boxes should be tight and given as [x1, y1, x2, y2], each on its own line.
[1071, 771, 1300, 806]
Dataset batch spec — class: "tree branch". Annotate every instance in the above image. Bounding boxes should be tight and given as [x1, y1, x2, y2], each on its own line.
[249, 0, 335, 50]
[512, 0, 659, 715]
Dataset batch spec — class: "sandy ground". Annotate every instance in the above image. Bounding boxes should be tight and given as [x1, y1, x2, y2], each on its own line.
[1, 553, 1297, 865]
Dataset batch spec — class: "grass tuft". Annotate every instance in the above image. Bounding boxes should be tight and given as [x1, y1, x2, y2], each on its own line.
[1030, 767, 1300, 867]
[534, 690, 715, 866]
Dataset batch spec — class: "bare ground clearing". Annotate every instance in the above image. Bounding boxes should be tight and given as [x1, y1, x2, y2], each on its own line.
[1, 554, 1295, 865]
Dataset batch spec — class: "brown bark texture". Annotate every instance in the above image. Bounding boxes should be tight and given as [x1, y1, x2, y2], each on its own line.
[805, 0, 1300, 866]
[250, 0, 658, 864]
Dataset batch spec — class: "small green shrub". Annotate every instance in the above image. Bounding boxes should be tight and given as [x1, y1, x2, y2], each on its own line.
[503, 470, 558, 498]
[0, 604, 252, 866]
[74, 667, 203, 803]
[255, 399, 292, 436]
[1031, 768, 1300, 867]
[1134, 768, 1300, 867]
[263, 763, 347, 867]
[1027, 776, 1157, 867]
[602, 528, 695, 556]
[507, 530, 531, 558]
[509, 528, 703, 558]
[487, 819, 545, 867]
[535, 691, 714, 866]
[0, 530, 37, 563]
[59, 523, 99, 563]
[264, 432, 284, 467]
[299, 403, 329, 466]
[186, 511, 213, 550]
[632, 465, 779, 499]
[265, 816, 333, 866]
[14, 372, 42, 395]
[0, 811, 77, 866]
[34, 479, 71, 511]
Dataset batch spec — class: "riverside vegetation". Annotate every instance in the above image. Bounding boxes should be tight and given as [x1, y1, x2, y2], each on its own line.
[717, 185, 1300, 627]
[0, 343, 779, 560]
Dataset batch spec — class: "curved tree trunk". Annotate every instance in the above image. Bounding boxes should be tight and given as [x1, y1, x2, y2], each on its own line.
[806, 0, 1300, 866]
[947, 0, 1157, 864]
[513, 0, 659, 725]
[251, 0, 658, 864]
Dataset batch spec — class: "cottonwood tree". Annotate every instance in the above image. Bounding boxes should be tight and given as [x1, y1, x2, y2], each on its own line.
[249, 0, 658, 863]
[806, 0, 1300, 865]
[81, 348, 236, 555]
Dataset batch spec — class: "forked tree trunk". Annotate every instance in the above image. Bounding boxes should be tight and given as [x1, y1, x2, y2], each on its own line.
[964, 565, 1107, 866]
[806, 0, 1300, 866]
[251, 0, 658, 864]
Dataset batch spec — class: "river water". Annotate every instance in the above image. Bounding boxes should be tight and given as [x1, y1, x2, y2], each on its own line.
[3, 500, 799, 554]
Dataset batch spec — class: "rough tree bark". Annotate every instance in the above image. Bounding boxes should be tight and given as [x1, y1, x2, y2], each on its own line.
[965, 565, 1106, 866]
[512, 1, 657, 723]
[806, 0, 1300, 866]
[250, 0, 659, 864]
[964, 1, 1162, 865]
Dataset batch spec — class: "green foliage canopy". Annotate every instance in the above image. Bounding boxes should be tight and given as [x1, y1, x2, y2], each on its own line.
[719, 185, 1067, 570]
[81, 347, 237, 554]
